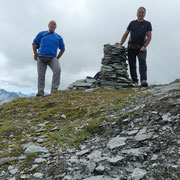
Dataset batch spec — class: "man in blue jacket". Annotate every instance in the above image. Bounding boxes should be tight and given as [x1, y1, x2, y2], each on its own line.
[116, 7, 152, 87]
[32, 20, 65, 96]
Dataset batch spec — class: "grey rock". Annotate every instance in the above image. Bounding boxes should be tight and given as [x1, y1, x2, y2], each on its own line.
[42, 153, 51, 158]
[126, 130, 139, 136]
[0, 157, 17, 166]
[162, 113, 172, 121]
[54, 172, 66, 179]
[84, 88, 98, 93]
[0, 171, 5, 177]
[95, 164, 105, 172]
[51, 126, 59, 131]
[109, 156, 125, 165]
[9, 168, 18, 175]
[33, 172, 44, 178]
[18, 156, 26, 160]
[84, 176, 119, 180]
[134, 134, 153, 141]
[24, 144, 48, 154]
[61, 114, 67, 118]
[87, 161, 96, 173]
[37, 138, 44, 143]
[151, 154, 158, 161]
[69, 155, 79, 164]
[74, 173, 84, 180]
[37, 122, 46, 127]
[76, 149, 90, 156]
[152, 163, 157, 167]
[107, 136, 127, 149]
[20, 174, 30, 179]
[81, 145, 86, 150]
[131, 168, 147, 180]
[30, 164, 39, 171]
[36, 127, 45, 132]
[67, 167, 74, 172]
[8, 165, 14, 170]
[87, 150, 102, 161]
[34, 158, 46, 163]
[68, 77, 96, 90]
[145, 83, 180, 95]
[64, 175, 73, 180]
[122, 147, 150, 157]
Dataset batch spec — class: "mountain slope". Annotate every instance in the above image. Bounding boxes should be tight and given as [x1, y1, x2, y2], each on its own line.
[0, 89, 33, 105]
[0, 82, 180, 179]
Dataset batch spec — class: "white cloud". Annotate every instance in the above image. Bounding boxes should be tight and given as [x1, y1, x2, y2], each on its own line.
[0, 0, 180, 93]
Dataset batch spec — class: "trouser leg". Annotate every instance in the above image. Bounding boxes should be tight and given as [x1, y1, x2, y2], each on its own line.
[128, 50, 138, 83]
[137, 51, 147, 82]
[48, 57, 61, 90]
[37, 58, 47, 93]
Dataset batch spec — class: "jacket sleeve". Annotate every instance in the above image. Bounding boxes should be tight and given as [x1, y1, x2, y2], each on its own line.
[59, 37, 65, 51]
[32, 32, 42, 45]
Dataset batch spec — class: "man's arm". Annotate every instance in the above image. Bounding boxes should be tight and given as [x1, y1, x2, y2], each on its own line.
[115, 30, 129, 45]
[120, 30, 130, 45]
[140, 31, 152, 51]
[32, 44, 38, 60]
[57, 50, 65, 60]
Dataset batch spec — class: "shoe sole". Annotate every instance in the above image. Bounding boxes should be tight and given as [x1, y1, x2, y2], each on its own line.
[141, 83, 148, 87]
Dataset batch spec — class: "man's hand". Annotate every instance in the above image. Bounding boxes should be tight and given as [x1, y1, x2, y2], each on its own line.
[32, 44, 38, 60]
[57, 50, 65, 60]
[34, 54, 38, 60]
[140, 46, 146, 52]
[57, 55, 61, 60]
[115, 42, 120, 45]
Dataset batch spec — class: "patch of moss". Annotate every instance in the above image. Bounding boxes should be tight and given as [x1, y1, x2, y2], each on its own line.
[23, 152, 38, 166]
[171, 79, 180, 84]
[0, 120, 24, 138]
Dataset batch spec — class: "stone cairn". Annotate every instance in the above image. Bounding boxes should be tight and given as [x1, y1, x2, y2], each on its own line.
[68, 44, 133, 90]
[96, 44, 133, 88]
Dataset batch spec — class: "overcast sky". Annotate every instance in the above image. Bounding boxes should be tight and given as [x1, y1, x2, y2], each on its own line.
[0, 0, 180, 94]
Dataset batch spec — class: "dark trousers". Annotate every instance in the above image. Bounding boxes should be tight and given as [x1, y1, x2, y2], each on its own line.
[128, 49, 147, 83]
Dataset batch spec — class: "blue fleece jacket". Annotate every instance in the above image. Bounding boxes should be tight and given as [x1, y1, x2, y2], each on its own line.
[33, 31, 65, 57]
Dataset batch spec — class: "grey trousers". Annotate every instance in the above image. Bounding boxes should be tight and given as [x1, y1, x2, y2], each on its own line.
[37, 57, 61, 93]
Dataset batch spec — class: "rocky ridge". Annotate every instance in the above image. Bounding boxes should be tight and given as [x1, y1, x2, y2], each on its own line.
[0, 89, 34, 105]
[0, 82, 180, 179]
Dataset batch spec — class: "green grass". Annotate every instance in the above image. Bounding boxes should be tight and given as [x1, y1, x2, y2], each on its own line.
[23, 152, 38, 165]
[0, 88, 138, 160]
[171, 79, 180, 84]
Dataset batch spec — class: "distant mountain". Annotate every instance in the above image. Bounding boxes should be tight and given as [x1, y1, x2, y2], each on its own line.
[0, 89, 34, 105]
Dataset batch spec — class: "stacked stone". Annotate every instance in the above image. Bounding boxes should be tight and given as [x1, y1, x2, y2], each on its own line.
[98, 44, 133, 88]
[67, 44, 133, 90]
[67, 77, 96, 90]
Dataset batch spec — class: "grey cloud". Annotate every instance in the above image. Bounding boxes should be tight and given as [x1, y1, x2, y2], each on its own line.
[0, 0, 180, 93]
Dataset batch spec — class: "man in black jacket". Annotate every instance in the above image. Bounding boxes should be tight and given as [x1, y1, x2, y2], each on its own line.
[116, 7, 152, 87]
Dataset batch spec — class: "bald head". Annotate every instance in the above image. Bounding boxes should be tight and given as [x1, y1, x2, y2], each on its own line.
[48, 20, 57, 33]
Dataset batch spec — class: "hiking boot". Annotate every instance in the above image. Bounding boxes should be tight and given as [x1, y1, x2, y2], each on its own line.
[132, 81, 138, 87]
[36, 92, 44, 97]
[51, 89, 58, 94]
[141, 80, 148, 87]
